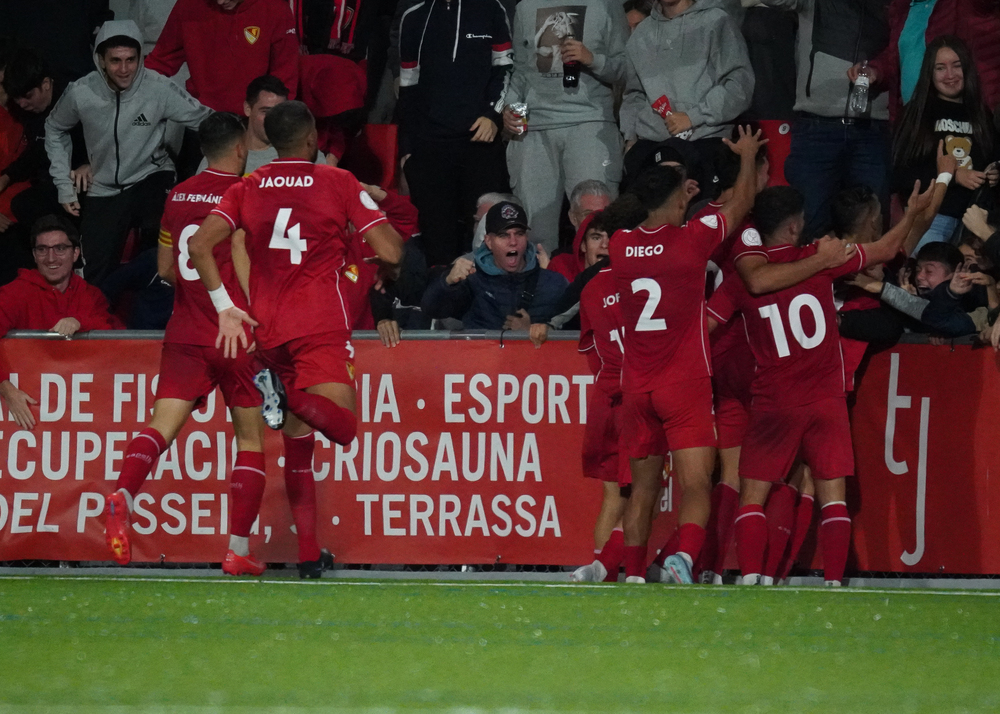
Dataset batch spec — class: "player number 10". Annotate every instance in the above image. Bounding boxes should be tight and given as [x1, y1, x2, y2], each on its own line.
[758, 294, 826, 358]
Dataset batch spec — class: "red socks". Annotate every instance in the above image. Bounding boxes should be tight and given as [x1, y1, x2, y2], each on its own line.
[282, 432, 321, 563]
[286, 390, 357, 445]
[597, 528, 625, 582]
[675, 522, 706, 565]
[116, 428, 167, 498]
[764, 484, 797, 578]
[230, 451, 266, 538]
[735, 504, 766, 577]
[820, 501, 851, 583]
[624, 545, 647, 579]
[697, 483, 739, 574]
[779, 493, 815, 580]
[653, 529, 680, 567]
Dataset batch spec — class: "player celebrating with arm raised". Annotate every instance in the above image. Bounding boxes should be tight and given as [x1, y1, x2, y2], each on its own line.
[607, 126, 766, 584]
[713, 180, 934, 587]
[189, 101, 404, 577]
[104, 112, 269, 575]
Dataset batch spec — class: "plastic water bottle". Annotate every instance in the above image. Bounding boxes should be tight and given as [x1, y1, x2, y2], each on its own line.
[849, 61, 872, 117]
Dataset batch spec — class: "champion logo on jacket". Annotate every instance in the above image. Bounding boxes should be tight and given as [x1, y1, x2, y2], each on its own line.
[132, 113, 151, 127]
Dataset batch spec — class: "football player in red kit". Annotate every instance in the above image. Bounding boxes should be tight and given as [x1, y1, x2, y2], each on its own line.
[189, 101, 404, 576]
[713, 180, 933, 586]
[103, 112, 269, 575]
[606, 126, 766, 584]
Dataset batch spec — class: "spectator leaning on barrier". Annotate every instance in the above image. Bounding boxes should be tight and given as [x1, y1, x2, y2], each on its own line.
[44, 20, 212, 286]
[421, 201, 568, 330]
[1, 50, 88, 229]
[501, 0, 628, 254]
[397, 0, 514, 268]
[761, 0, 891, 240]
[145, 0, 299, 115]
[0, 215, 120, 430]
[619, 0, 753, 178]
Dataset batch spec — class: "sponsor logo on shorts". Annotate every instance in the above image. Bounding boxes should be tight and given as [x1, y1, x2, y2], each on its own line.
[244, 26, 261, 44]
[741, 227, 762, 247]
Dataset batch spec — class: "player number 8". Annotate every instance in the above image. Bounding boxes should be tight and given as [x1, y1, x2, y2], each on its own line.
[177, 224, 200, 282]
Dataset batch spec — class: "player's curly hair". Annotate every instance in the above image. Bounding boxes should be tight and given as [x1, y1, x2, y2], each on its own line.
[602, 165, 685, 235]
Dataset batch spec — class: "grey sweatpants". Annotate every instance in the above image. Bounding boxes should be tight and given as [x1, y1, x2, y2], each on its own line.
[507, 121, 623, 253]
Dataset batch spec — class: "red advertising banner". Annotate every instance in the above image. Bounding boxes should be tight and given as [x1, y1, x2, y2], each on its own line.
[0, 337, 678, 566]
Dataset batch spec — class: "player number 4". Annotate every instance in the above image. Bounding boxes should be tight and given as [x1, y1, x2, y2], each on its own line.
[758, 294, 826, 358]
[269, 207, 307, 264]
[631, 278, 667, 332]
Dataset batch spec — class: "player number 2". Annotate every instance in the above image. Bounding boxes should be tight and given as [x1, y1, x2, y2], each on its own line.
[269, 207, 307, 264]
[177, 224, 199, 282]
[758, 294, 826, 358]
[631, 278, 667, 332]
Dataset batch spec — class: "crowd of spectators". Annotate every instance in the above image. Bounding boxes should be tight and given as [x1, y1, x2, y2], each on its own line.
[2, 0, 1000, 365]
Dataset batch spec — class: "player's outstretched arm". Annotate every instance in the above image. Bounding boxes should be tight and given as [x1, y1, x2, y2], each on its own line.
[904, 141, 959, 255]
[719, 126, 768, 236]
[363, 222, 405, 280]
[189, 214, 258, 359]
[736, 238, 857, 295]
[863, 180, 935, 268]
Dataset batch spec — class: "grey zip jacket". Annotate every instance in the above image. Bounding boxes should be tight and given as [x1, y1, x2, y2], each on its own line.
[45, 20, 210, 205]
[620, 0, 753, 142]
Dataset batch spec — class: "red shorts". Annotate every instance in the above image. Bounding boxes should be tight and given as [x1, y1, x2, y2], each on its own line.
[712, 348, 754, 450]
[622, 377, 716, 458]
[255, 331, 355, 391]
[740, 397, 854, 482]
[156, 342, 260, 409]
[582, 388, 631, 486]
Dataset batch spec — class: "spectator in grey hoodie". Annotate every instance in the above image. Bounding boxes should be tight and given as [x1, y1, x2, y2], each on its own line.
[44, 20, 210, 285]
[501, 0, 629, 253]
[620, 0, 753, 175]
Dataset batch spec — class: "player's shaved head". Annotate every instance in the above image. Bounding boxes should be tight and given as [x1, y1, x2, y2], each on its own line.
[199, 111, 245, 162]
[264, 100, 316, 154]
[755, 186, 805, 244]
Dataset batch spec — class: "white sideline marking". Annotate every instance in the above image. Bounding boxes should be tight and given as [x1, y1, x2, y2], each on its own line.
[1, 575, 999, 597]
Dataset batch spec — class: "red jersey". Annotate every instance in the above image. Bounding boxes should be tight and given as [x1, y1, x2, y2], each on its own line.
[211, 159, 388, 349]
[714, 242, 868, 411]
[146, 0, 299, 114]
[578, 266, 624, 396]
[160, 169, 248, 348]
[609, 214, 727, 393]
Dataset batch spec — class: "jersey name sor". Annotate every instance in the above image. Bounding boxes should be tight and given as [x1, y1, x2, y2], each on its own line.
[258, 175, 315, 188]
[625, 244, 664, 258]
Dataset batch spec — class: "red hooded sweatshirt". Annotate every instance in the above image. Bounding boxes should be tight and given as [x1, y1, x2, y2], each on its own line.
[547, 213, 599, 284]
[146, 0, 299, 114]
[0, 269, 120, 382]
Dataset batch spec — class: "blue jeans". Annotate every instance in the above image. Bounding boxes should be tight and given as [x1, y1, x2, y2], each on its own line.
[783, 117, 892, 239]
[911, 214, 960, 256]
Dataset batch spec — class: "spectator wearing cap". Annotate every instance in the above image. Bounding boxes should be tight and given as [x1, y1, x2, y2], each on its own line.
[501, 0, 628, 254]
[44, 20, 211, 285]
[762, 0, 891, 240]
[0, 215, 121, 431]
[620, 0, 753, 175]
[1, 50, 88, 232]
[421, 201, 569, 330]
[198, 75, 328, 175]
[145, 0, 299, 116]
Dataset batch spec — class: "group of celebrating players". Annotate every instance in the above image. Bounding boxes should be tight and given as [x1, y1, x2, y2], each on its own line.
[100, 101, 945, 586]
[568, 126, 945, 587]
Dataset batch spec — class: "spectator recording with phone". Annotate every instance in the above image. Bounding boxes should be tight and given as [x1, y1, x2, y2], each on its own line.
[619, 0, 753, 181]
[892, 36, 1000, 254]
[502, 0, 628, 254]
[44, 21, 211, 285]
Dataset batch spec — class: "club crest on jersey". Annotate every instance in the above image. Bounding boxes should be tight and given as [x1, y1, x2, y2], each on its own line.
[699, 215, 719, 229]
[359, 191, 378, 210]
[344, 264, 359, 283]
[244, 26, 261, 44]
[346, 361, 356, 381]
[741, 227, 762, 247]
[258, 175, 314, 188]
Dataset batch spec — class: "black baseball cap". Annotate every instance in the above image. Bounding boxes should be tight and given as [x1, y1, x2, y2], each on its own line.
[485, 201, 529, 235]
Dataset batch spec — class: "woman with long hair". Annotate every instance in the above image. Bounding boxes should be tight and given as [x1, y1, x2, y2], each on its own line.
[892, 35, 1000, 253]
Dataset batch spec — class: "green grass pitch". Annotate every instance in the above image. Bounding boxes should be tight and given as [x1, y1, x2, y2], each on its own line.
[1, 576, 999, 713]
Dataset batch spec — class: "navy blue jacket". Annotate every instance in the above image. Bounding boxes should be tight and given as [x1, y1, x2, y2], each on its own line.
[422, 242, 568, 329]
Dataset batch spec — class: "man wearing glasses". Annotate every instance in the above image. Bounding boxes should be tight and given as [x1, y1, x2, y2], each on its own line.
[0, 215, 120, 430]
